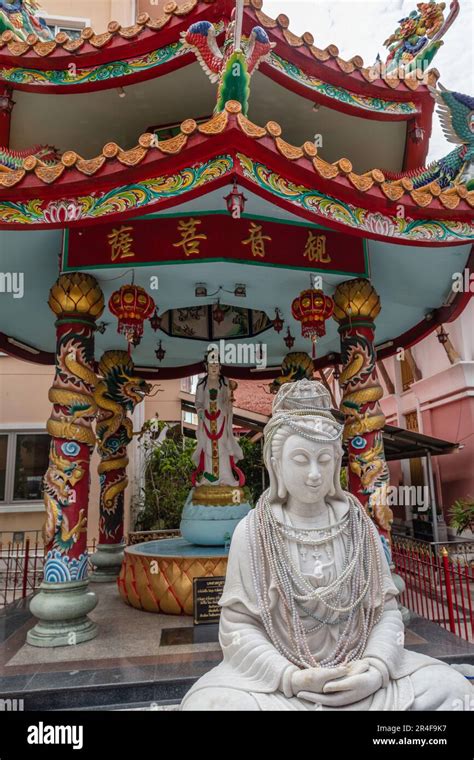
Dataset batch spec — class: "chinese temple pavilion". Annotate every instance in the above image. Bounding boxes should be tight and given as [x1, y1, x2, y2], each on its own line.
[0, 0, 472, 645]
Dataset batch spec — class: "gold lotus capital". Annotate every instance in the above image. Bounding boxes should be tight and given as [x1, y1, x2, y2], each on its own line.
[333, 278, 381, 323]
[49, 272, 104, 319]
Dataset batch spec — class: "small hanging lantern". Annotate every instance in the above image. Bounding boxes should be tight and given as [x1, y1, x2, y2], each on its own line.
[109, 284, 155, 346]
[155, 340, 166, 362]
[284, 326, 295, 349]
[273, 308, 284, 334]
[409, 123, 425, 144]
[224, 179, 247, 219]
[291, 288, 334, 358]
[213, 301, 225, 325]
[149, 308, 162, 332]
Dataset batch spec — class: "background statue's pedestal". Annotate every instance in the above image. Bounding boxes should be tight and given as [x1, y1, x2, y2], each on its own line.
[90, 543, 125, 583]
[180, 485, 252, 547]
[118, 539, 228, 615]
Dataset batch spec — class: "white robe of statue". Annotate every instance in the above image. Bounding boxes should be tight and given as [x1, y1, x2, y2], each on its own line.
[181, 380, 472, 711]
[192, 369, 243, 487]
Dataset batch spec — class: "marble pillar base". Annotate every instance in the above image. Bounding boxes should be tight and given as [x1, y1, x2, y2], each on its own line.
[90, 543, 125, 583]
[27, 579, 98, 648]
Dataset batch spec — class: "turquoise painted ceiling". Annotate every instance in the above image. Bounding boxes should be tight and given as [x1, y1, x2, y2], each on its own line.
[0, 213, 470, 370]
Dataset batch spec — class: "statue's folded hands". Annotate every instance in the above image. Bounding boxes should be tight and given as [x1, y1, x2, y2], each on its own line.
[290, 664, 350, 698]
[294, 660, 382, 706]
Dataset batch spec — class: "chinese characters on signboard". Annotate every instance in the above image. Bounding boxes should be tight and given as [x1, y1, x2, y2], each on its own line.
[67, 215, 364, 274]
[106, 219, 331, 265]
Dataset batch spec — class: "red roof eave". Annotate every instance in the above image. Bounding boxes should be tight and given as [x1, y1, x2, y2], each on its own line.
[0, 106, 470, 239]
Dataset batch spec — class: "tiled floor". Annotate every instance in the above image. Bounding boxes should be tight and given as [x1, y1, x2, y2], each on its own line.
[1, 584, 473, 710]
[0, 584, 222, 708]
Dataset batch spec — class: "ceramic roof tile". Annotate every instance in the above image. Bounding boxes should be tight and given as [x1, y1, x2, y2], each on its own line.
[0, 100, 472, 212]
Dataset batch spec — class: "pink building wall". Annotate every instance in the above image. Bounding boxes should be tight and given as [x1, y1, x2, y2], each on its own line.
[380, 299, 474, 530]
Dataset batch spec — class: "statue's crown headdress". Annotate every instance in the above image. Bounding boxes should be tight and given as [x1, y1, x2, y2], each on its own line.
[272, 379, 331, 414]
[267, 380, 343, 444]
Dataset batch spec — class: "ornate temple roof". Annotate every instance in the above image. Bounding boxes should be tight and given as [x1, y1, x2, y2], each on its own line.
[247, 0, 439, 93]
[0, 3, 207, 57]
[0, 0, 440, 96]
[0, 100, 471, 216]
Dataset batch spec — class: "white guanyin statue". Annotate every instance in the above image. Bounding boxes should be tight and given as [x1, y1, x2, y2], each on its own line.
[181, 380, 472, 710]
[180, 355, 251, 546]
[191, 357, 244, 487]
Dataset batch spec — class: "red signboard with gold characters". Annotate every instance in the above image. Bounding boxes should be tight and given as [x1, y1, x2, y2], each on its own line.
[64, 215, 367, 276]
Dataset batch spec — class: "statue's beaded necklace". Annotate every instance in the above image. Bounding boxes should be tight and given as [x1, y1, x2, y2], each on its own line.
[248, 489, 385, 670]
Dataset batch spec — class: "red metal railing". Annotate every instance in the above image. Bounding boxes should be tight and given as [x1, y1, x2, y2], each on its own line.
[0, 532, 97, 607]
[393, 536, 474, 643]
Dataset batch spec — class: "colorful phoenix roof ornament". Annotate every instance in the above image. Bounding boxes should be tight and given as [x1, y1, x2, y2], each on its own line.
[0, 0, 52, 41]
[382, 0, 459, 75]
[384, 85, 474, 192]
[181, 0, 275, 116]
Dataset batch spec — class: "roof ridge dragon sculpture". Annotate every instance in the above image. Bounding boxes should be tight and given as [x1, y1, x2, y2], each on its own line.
[383, 85, 474, 191]
[381, 0, 459, 75]
[181, 6, 275, 116]
[0, 0, 52, 41]
[0, 143, 60, 170]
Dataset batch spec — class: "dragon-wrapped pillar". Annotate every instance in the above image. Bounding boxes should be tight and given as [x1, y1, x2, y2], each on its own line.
[27, 273, 104, 648]
[0, 85, 14, 147]
[332, 278, 394, 562]
[90, 351, 150, 582]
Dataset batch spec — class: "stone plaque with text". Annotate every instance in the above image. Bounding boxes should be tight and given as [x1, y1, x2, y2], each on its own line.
[193, 577, 226, 625]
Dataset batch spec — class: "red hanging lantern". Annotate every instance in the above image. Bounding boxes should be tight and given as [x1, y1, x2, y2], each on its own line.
[273, 308, 284, 333]
[224, 179, 247, 219]
[213, 301, 225, 325]
[291, 288, 334, 357]
[109, 284, 155, 346]
[284, 326, 295, 349]
[149, 308, 162, 332]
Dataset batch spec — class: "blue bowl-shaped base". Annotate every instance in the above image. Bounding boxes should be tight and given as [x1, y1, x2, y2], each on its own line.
[180, 496, 252, 546]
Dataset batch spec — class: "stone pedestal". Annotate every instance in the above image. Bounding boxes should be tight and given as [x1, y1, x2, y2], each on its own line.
[27, 580, 98, 647]
[180, 485, 251, 546]
[90, 543, 125, 582]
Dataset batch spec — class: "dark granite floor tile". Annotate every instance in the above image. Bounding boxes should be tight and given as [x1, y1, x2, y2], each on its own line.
[24, 667, 95, 692]
[405, 614, 474, 663]
[160, 624, 219, 646]
[87, 665, 157, 686]
[0, 672, 36, 693]
[0, 609, 32, 644]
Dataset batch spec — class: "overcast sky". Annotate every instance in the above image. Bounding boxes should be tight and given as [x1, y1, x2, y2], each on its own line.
[263, 0, 474, 162]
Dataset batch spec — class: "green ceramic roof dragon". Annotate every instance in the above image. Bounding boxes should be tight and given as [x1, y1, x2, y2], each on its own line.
[382, 85, 474, 192]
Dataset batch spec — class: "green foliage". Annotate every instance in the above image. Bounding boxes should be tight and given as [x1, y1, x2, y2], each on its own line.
[133, 420, 196, 531]
[340, 466, 348, 491]
[132, 422, 266, 530]
[448, 496, 474, 536]
[238, 435, 266, 505]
